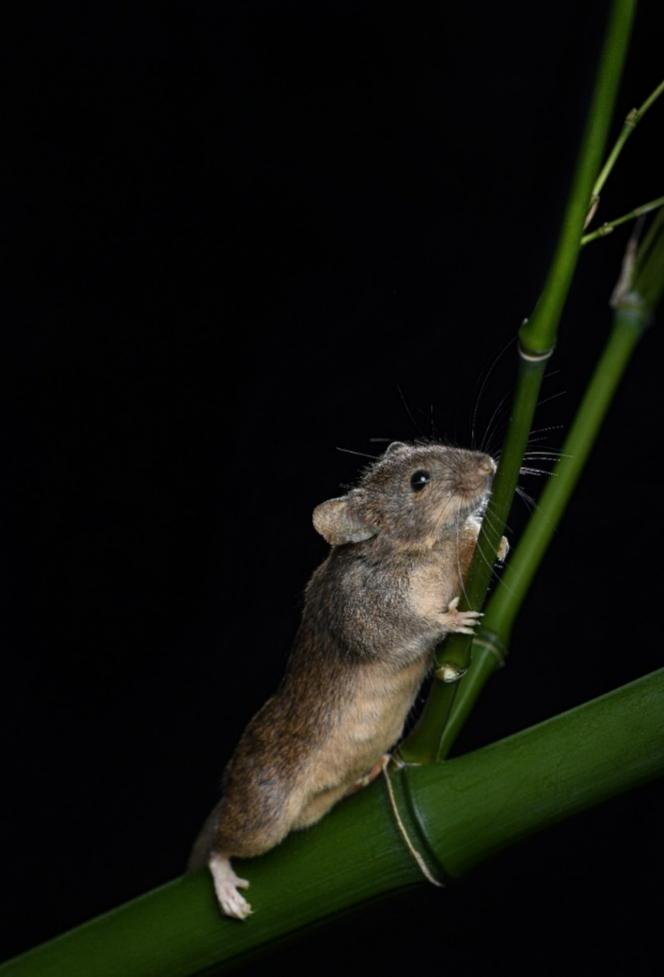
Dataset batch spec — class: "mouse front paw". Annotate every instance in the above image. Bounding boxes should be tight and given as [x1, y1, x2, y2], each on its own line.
[439, 596, 483, 636]
[497, 535, 509, 562]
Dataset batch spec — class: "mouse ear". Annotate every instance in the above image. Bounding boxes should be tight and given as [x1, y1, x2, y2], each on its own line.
[312, 497, 377, 546]
[385, 441, 408, 455]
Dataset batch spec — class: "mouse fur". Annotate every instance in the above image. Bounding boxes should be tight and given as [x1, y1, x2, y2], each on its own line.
[188, 440, 506, 918]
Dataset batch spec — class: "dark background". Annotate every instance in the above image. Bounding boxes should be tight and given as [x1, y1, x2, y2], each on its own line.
[3, 2, 663, 973]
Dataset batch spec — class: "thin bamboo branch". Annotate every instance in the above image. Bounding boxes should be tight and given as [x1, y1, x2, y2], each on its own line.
[520, 0, 637, 355]
[399, 0, 636, 764]
[589, 76, 664, 213]
[2, 668, 662, 977]
[581, 193, 664, 245]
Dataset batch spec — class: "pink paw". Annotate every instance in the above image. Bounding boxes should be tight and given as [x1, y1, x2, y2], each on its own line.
[440, 596, 483, 635]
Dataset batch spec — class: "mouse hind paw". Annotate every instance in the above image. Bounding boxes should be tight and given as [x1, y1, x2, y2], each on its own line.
[209, 853, 253, 920]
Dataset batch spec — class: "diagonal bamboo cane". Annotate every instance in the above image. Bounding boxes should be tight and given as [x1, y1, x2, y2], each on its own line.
[1, 667, 662, 977]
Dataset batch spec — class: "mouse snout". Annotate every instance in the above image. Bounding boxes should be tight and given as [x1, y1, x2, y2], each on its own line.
[453, 452, 495, 499]
[476, 455, 496, 477]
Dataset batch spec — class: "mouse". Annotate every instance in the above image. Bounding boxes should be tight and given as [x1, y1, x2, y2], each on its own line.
[187, 439, 507, 919]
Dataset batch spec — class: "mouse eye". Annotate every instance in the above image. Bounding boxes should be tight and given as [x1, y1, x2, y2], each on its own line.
[410, 470, 430, 492]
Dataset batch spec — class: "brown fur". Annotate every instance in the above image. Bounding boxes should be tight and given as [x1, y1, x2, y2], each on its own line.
[188, 442, 503, 871]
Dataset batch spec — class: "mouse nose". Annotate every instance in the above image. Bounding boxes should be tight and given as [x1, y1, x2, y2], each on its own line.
[477, 456, 496, 476]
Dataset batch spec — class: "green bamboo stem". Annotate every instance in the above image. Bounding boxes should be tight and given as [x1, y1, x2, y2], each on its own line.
[488, 326, 648, 646]
[432, 215, 664, 760]
[2, 667, 662, 977]
[481, 213, 663, 640]
[434, 297, 649, 759]
[397, 357, 545, 762]
[399, 0, 636, 765]
[581, 194, 664, 245]
[520, 0, 636, 355]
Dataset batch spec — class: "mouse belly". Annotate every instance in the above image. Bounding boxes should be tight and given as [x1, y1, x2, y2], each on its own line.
[308, 655, 431, 791]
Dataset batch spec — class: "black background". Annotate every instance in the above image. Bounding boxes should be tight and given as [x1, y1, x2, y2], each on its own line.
[3, 2, 664, 974]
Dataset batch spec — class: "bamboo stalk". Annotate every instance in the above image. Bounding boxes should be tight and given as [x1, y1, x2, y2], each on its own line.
[485, 318, 647, 646]
[2, 668, 662, 977]
[399, 0, 636, 764]
[431, 196, 664, 761]
[434, 299, 648, 759]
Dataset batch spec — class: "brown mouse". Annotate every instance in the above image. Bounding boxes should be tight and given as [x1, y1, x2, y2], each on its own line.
[187, 440, 506, 918]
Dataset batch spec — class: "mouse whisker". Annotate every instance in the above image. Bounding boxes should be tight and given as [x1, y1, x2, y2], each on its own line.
[470, 333, 517, 450]
[479, 388, 512, 455]
[527, 424, 565, 438]
[481, 504, 514, 538]
[335, 446, 380, 460]
[536, 389, 567, 409]
[493, 424, 563, 461]
[521, 450, 571, 459]
[495, 445, 565, 463]
[519, 466, 557, 477]
[515, 484, 539, 512]
[455, 522, 472, 606]
[521, 434, 557, 447]
[396, 384, 425, 438]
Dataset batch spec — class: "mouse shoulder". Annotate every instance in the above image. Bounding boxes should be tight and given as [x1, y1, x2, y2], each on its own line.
[305, 539, 414, 604]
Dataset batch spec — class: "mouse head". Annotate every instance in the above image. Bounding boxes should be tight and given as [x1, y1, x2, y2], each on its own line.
[313, 441, 496, 549]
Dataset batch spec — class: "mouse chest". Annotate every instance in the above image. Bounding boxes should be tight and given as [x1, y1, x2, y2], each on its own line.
[408, 557, 459, 620]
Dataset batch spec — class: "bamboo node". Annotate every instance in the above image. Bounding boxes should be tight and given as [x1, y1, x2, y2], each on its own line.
[382, 759, 445, 889]
[518, 343, 555, 363]
[472, 631, 507, 667]
[625, 107, 639, 128]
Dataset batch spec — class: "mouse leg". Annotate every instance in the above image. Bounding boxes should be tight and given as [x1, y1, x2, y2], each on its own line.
[209, 853, 252, 920]
[198, 786, 305, 919]
[291, 782, 352, 830]
[292, 753, 391, 831]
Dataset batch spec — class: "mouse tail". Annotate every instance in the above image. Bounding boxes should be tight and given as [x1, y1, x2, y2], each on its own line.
[186, 802, 222, 872]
